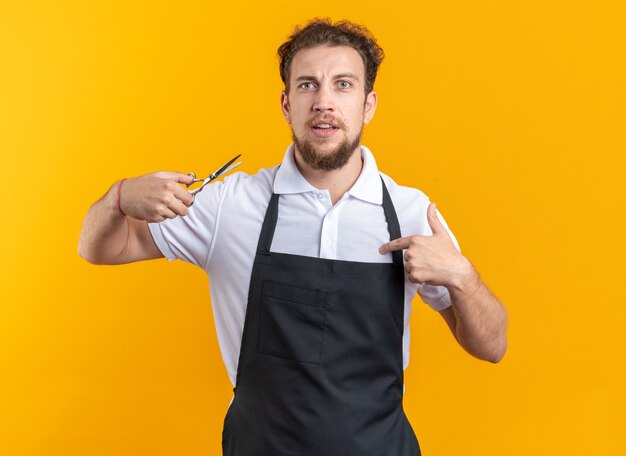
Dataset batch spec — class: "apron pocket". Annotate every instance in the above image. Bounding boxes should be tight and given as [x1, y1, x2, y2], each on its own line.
[258, 280, 328, 364]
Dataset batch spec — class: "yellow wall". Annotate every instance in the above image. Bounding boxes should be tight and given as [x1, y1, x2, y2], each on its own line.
[1, 1, 624, 454]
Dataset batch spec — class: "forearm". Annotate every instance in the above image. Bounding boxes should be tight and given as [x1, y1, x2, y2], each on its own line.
[78, 181, 130, 264]
[447, 260, 508, 363]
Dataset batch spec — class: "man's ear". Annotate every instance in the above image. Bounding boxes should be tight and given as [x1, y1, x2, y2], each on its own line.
[280, 90, 291, 124]
[363, 90, 378, 125]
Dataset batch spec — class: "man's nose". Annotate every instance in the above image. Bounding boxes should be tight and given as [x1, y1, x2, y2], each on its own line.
[312, 85, 335, 112]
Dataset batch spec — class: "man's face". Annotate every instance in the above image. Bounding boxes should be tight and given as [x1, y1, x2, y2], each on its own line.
[280, 45, 377, 171]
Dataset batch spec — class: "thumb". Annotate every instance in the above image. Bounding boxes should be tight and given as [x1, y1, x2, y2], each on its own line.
[427, 202, 445, 236]
[156, 171, 195, 185]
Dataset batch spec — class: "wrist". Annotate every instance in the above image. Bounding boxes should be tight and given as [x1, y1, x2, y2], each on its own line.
[448, 256, 481, 295]
[106, 179, 127, 219]
[116, 178, 127, 216]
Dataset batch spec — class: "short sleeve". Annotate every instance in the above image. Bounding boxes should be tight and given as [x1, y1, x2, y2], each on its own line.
[415, 207, 462, 311]
[148, 179, 226, 269]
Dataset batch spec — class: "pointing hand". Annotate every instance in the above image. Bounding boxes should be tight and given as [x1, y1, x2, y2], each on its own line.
[379, 203, 471, 287]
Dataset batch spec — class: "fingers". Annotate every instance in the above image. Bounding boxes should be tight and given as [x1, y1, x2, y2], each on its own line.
[426, 202, 445, 235]
[379, 236, 411, 254]
[159, 207, 178, 220]
[379, 203, 447, 254]
[149, 197, 187, 222]
[154, 173, 194, 209]
[170, 181, 195, 207]
[120, 172, 198, 222]
[155, 171, 196, 185]
[156, 183, 192, 218]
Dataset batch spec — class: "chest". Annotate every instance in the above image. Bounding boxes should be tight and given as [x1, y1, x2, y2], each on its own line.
[224, 190, 396, 263]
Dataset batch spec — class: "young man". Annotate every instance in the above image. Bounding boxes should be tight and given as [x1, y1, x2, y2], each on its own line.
[79, 19, 507, 456]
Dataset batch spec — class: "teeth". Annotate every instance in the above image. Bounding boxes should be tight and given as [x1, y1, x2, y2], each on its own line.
[315, 123, 334, 129]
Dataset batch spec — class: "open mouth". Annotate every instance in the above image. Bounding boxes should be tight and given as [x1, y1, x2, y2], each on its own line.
[311, 122, 340, 138]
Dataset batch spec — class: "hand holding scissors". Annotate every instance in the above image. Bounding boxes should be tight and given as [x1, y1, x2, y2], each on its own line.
[116, 155, 243, 222]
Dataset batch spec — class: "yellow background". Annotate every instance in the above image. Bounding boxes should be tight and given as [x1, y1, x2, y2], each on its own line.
[1, 1, 625, 454]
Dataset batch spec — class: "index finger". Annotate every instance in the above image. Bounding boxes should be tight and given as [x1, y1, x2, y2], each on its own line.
[155, 171, 195, 185]
[170, 180, 195, 206]
[379, 236, 413, 254]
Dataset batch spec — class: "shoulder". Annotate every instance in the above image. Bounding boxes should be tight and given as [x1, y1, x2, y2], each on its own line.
[380, 172, 461, 250]
[212, 164, 278, 196]
[380, 172, 430, 205]
[210, 164, 279, 211]
[222, 162, 277, 187]
[186, 164, 278, 219]
[379, 172, 432, 235]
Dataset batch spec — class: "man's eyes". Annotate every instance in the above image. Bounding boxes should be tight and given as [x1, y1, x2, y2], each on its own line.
[297, 81, 353, 89]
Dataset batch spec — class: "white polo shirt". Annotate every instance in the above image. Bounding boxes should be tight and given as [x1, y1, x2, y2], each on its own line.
[149, 144, 460, 388]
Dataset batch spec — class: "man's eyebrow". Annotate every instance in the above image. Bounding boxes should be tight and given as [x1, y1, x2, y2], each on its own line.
[333, 72, 360, 81]
[295, 75, 318, 82]
[294, 73, 360, 82]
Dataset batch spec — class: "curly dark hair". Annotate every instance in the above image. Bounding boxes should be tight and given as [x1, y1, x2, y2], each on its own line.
[278, 18, 385, 95]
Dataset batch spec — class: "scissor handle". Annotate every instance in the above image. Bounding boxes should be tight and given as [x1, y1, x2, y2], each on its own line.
[189, 185, 206, 196]
[185, 172, 205, 187]
[186, 156, 243, 201]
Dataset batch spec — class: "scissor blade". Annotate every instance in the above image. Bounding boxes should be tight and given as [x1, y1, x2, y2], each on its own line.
[201, 161, 242, 186]
[210, 154, 242, 179]
[217, 161, 243, 177]
[190, 159, 243, 196]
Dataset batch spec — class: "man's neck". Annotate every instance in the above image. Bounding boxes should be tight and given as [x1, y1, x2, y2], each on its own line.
[294, 147, 364, 205]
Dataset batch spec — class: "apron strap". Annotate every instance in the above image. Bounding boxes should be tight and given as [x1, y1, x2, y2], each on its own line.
[257, 174, 404, 268]
[380, 175, 404, 268]
[257, 191, 280, 255]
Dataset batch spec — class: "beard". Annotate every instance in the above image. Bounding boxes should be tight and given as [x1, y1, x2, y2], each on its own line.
[292, 127, 363, 171]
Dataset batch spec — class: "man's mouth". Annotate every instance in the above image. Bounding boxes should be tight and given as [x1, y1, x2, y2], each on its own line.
[310, 119, 341, 138]
[312, 122, 338, 129]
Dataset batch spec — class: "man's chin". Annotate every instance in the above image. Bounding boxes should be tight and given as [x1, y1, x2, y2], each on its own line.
[306, 143, 342, 156]
[295, 143, 358, 171]
[292, 127, 362, 171]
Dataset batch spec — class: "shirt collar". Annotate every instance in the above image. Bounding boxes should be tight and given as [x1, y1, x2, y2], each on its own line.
[273, 144, 383, 205]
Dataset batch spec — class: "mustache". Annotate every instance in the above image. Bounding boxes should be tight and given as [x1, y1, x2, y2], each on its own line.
[305, 115, 347, 130]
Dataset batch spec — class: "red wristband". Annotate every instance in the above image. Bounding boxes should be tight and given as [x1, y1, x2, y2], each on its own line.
[116, 178, 127, 216]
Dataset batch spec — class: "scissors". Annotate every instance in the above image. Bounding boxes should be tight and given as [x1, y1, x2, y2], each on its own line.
[186, 154, 243, 203]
